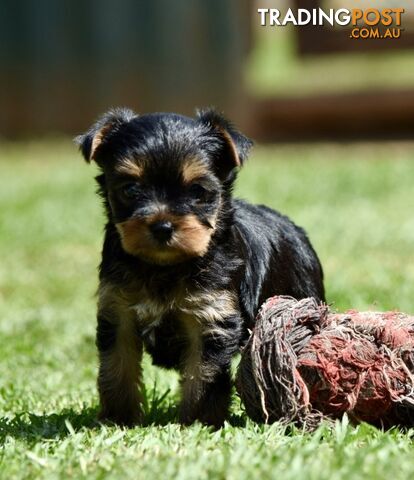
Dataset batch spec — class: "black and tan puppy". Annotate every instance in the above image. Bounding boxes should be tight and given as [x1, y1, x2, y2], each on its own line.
[77, 108, 325, 428]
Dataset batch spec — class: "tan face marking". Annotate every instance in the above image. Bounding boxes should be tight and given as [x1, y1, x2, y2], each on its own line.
[115, 158, 144, 178]
[115, 212, 216, 265]
[181, 158, 210, 184]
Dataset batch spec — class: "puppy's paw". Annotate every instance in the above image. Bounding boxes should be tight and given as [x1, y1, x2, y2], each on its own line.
[97, 406, 143, 427]
[179, 405, 226, 430]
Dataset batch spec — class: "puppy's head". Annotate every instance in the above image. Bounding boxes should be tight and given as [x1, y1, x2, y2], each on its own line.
[76, 107, 253, 265]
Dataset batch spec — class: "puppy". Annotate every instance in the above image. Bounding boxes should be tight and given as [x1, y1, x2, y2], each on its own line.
[77, 107, 325, 428]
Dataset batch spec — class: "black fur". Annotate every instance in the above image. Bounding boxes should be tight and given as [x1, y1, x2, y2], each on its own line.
[78, 107, 325, 428]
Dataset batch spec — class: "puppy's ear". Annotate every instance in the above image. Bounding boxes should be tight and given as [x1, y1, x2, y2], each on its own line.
[75, 108, 137, 163]
[196, 108, 253, 173]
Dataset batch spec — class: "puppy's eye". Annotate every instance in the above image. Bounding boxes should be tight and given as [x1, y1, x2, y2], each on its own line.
[188, 183, 206, 199]
[121, 183, 141, 199]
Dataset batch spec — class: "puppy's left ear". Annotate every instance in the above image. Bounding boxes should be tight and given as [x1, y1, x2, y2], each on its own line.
[196, 108, 253, 173]
[75, 108, 137, 163]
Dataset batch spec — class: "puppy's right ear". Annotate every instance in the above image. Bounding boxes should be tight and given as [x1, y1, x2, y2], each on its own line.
[75, 108, 137, 163]
[196, 108, 253, 174]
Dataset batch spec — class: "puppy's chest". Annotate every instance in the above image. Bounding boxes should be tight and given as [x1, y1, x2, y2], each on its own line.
[124, 285, 238, 328]
[131, 293, 175, 326]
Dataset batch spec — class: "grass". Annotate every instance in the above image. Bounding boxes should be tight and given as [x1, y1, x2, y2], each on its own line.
[1, 140, 414, 479]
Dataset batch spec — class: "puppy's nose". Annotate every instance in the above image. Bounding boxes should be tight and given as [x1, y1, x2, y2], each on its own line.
[149, 221, 174, 243]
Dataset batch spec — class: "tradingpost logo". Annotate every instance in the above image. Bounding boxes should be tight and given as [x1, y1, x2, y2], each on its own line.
[258, 8, 404, 40]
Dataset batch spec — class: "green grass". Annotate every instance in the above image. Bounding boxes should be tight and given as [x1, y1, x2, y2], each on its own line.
[1, 140, 414, 479]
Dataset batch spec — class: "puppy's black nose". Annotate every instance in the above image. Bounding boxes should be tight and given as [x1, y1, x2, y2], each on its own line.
[149, 221, 174, 243]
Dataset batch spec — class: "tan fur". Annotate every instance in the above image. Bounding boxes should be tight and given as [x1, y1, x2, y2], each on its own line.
[100, 280, 237, 327]
[218, 127, 241, 167]
[99, 280, 171, 328]
[116, 158, 144, 178]
[115, 219, 151, 256]
[181, 158, 210, 184]
[115, 212, 216, 264]
[90, 123, 114, 161]
[172, 214, 213, 257]
[98, 281, 130, 315]
[98, 280, 237, 425]
[181, 290, 238, 324]
[97, 316, 144, 425]
[97, 282, 150, 424]
[177, 290, 238, 420]
[179, 314, 219, 414]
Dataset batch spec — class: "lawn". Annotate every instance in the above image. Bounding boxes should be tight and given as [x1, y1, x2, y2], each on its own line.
[1, 140, 414, 479]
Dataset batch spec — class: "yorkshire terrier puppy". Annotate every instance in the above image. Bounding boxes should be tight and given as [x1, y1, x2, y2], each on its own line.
[77, 107, 325, 428]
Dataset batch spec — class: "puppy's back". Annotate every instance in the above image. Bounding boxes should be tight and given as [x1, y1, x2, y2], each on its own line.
[232, 199, 325, 327]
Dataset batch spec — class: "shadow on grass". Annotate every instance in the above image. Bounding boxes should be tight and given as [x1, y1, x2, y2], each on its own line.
[142, 385, 249, 429]
[0, 407, 99, 443]
[0, 386, 249, 442]
[141, 385, 179, 427]
[228, 412, 248, 428]
[0, 387, 180, 443]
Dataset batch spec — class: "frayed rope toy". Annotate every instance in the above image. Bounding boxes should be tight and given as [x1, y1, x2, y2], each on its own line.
[236, 296, 414, 429]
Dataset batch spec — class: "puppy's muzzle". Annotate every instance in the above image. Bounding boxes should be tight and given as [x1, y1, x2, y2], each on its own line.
[149, 220, 174, 243]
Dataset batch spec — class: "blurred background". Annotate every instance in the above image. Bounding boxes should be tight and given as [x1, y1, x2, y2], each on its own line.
[1, 0, 414, 140]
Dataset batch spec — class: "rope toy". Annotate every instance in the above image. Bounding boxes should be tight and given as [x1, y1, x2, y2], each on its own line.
[236, 296, 414, 429]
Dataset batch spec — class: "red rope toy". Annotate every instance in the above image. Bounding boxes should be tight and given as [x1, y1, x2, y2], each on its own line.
[236, 296, 414, 429]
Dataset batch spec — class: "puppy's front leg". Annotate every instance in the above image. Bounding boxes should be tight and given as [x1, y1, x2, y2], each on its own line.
[179, 314, 241, 428]
[96, 313, 143, 426]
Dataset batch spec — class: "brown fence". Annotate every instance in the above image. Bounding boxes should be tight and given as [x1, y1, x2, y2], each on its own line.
[0, 0, 252, 137]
